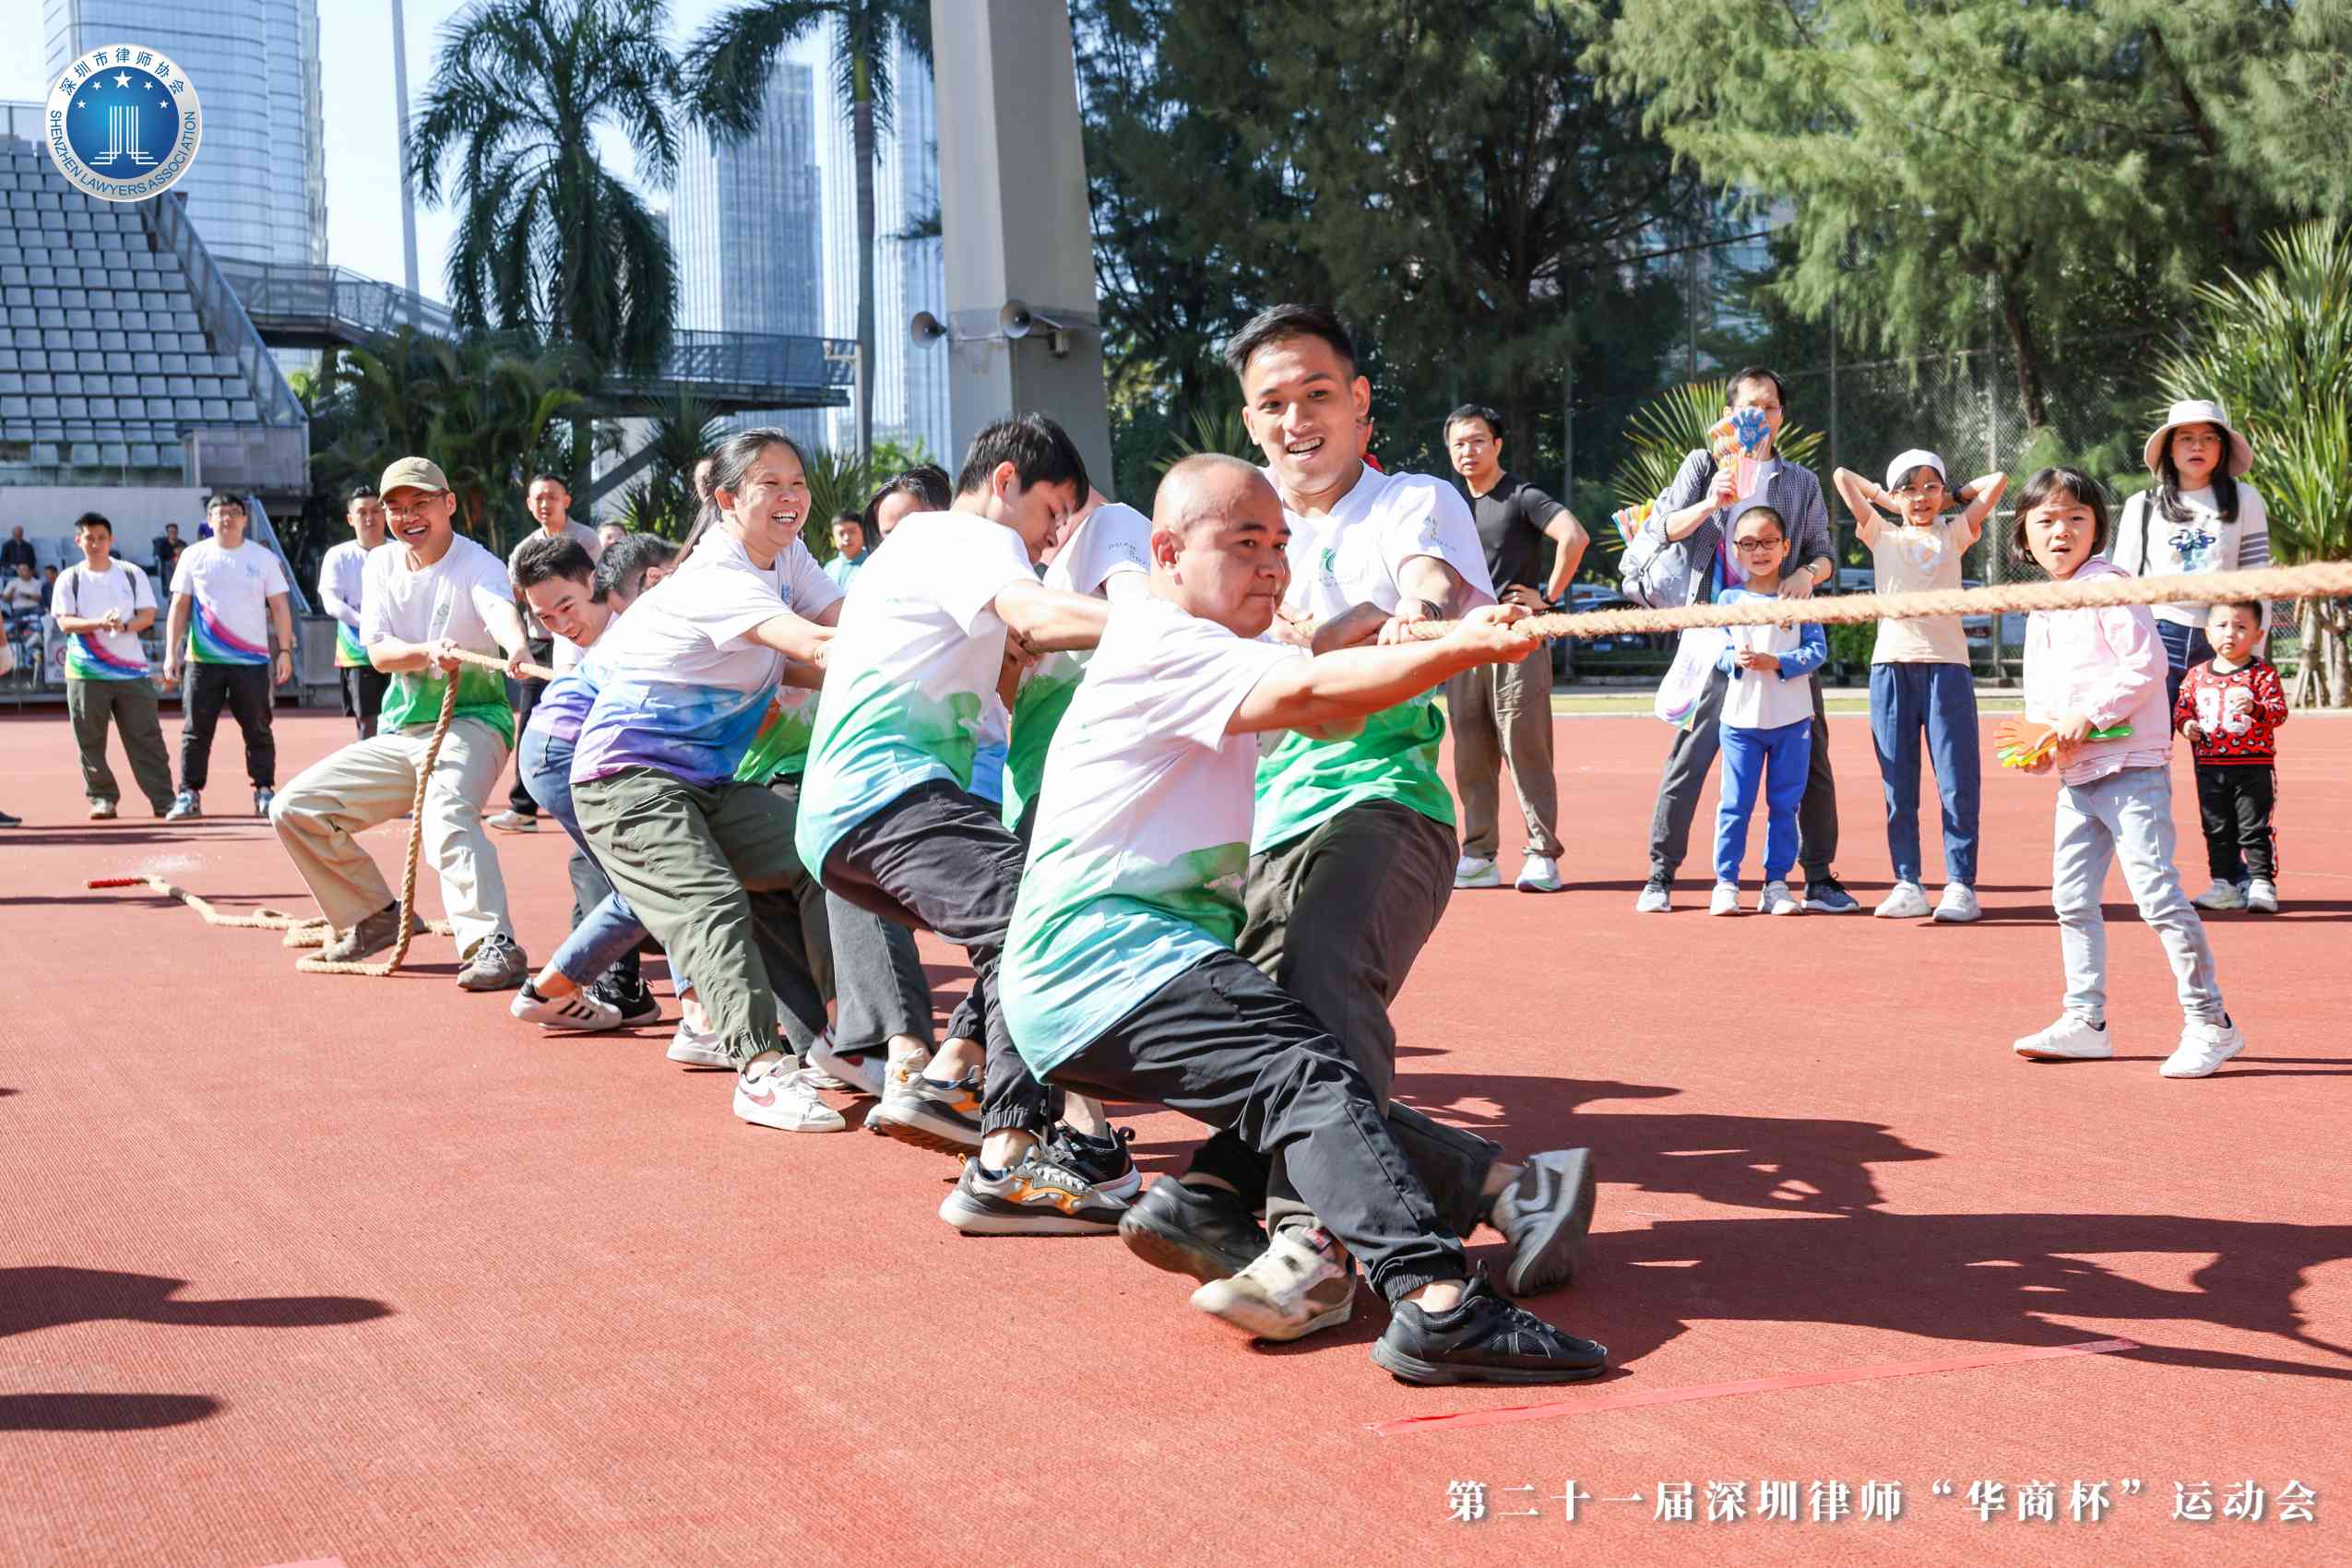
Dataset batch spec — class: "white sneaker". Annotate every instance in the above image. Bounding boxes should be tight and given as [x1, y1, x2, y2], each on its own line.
[1932, 883, 1981, 923]
[1454, 855, 1501, 889]
[1634, 875, 1671, 913]
[805, 1032, 886, 1097]
[2192, 880, 2246, 911]
[1189, 1226, 1356, 1341]
[2013, 1015, 2112, 1062]
[666, 1016, 733, 1068]
[1515, 854, 1563, 893]
[2245, 878, 2277, 914]
[732, 1052, 847, 1133]
[2161, 1018, 2245, 1079]
[485, 809, 537, 833]
[508, 981, 623, 1031]
[1875, 881, 1930, 920]
[1760, 880, 1803, 916]
[1709, 882, 1740, 916]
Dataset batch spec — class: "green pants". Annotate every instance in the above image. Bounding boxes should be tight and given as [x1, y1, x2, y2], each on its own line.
[65, 677, 175, 813]
[573, 766, 826, 1066]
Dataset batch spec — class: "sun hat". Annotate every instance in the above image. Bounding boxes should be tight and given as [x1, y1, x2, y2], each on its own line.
[2144, 399, 2253, 480]
[1883, 448, 1947, 493]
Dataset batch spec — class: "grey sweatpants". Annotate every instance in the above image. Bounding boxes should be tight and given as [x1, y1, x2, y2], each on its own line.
[2053, 765, 2226, 1027]
[66, 677, 174, 813]
[1188, 799, 1501, 1238]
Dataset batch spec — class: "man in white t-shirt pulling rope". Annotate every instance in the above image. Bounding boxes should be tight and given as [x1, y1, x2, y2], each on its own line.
[269, 457, 538, 991]
[795, 416, 1130, 1233]
[1126, 305, 1595, 1302]
[999, 455, 1607, 1384]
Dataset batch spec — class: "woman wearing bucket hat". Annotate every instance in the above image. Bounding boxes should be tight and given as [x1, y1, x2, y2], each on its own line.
[2110, 398, 2271, 712]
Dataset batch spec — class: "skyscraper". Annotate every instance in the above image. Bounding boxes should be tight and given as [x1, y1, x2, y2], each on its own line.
[43, 0, 328, 267]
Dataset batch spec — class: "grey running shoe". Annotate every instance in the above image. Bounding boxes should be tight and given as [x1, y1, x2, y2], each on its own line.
[1492, 1148, 1598, 1297]
[938, 1146, 1126, 1235]
[315, 903, 401, 965]
[1120, 1178, 1269, 1284]
[871, 1069, 985, 1155]
[164, 790, 201, 821]
[1372, 1275, 1609, 1386]
[254, 788, 275, 817]
[1190, 1225, 1356, 1341]
[456, 932, 529, 992]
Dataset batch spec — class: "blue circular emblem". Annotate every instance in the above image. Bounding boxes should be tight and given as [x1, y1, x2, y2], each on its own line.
[43, 43, 204, 203]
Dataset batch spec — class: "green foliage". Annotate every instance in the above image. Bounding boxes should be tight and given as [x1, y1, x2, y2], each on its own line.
[408, 0, 681, 383]
[2159, 220, 2352, 705]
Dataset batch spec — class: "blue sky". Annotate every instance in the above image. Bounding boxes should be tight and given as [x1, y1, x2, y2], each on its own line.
[3, 0, 744, 300]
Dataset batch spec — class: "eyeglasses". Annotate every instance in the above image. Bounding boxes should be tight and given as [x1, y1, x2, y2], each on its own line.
[1893, 482, 1946, 499]
[1730, 536, 1785, 553]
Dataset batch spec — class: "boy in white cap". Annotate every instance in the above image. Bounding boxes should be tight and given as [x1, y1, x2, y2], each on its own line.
[269, 457, 536, 990]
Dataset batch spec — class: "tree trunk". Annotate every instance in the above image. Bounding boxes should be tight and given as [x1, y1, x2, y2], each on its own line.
[1996, 270, 2050, 431]
[853, 79, 877, 467]
[2294, 598, 2352, 707]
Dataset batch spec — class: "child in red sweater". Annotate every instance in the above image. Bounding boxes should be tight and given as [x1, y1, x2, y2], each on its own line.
[2174, 600, 2288, 914]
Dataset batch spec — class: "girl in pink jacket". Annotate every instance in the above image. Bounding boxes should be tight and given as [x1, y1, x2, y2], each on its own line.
[2007, 468, 2243, 1080]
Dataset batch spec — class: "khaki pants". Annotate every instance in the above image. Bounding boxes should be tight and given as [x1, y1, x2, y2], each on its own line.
[269, 717, 516, 953]
[65, 677, 174, 813]
[1444, 641, 1560, 860]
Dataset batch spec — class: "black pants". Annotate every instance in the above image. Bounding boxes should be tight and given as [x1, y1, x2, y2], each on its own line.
[1051, 950, 1465, 1302]
[943, 794, 1039, 1044]
[341, 664, 391, 742]
[179, 662, 275, 791]
[820, 779, 1053, 1137]
[2195, 765, 2277, 883]
[505, 641, 553, 814]
[1649, 664, 1837, 883]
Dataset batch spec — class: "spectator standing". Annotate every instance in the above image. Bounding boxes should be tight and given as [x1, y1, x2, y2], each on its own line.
[2176, 600, 2289, 915]
[824, 511, 872, 590]
[162, 492, 293, 819]
[39, 564, 57, 612]
[152, 523, 185, 586]
[2110, 399, 2272, 713]
[52, 512, 175, 820]
[490, 473, 603, 833]
[319, 485, 393, 740]
[1439, 403, 1586, 894]
[0, 525, 34, 575]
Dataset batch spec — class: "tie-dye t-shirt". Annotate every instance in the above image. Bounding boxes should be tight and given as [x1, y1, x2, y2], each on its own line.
[527, 660, 600, 750]
[318, 539, 377, 668]
[362, 531, 524, 744]
[1003, 596, 1304, 1075]
[735, 685, 823, 785]
[1001, 501, 1151, 828]
[795, 511, 1039, 873]
[571, 529, 842, 789]
[170, 539, 289, 666]
[1252, 463, 1494, 852]
[53, 559, 156, 681]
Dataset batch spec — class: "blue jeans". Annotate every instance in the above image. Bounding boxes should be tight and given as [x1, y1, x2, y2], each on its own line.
[1868, 662, 1981, 887]
[1715, 718, 1812, 885]
[2052, 766, 2224, 1027]
[517, 728, 652, 988]
[2156, 622, 2214, 716]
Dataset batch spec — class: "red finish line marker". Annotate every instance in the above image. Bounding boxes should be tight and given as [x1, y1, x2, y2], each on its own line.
[1371, 1337, 2138, 1437]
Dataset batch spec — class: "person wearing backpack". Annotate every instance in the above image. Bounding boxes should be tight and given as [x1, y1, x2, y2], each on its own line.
[1620, 369, 1853, 914]
[2108, 399, 2272, 714]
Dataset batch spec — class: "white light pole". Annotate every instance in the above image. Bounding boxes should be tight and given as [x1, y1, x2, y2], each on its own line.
[391, 0, 421, 298]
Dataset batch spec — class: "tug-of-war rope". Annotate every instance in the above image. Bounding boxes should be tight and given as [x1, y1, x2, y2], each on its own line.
[1407, 561, 2352, 642]
[88, 647, 554, 978]
[83, 565, 2352, 980]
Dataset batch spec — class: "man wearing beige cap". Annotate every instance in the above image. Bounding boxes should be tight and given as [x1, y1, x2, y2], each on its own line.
[268, 457, 536, 989]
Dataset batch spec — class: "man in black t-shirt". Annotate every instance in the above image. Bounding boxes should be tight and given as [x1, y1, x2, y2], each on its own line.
[1442, 404, 1586, 893]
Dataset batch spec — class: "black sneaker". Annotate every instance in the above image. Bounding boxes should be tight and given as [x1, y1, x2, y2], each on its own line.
[1803, 873, 1860, 914]
[1492, 1148, 1597, 1297]
[1042, 1123, 1139, 1201]
[589, 972, 662, 1028]
[0, 806, 19, 827]
[1371, 1274, 1609, 1386]
[1119, 1177, 1269, 1284]
[937, 1147, 1126, 1235]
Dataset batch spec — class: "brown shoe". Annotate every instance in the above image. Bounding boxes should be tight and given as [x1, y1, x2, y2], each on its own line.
[316, 905, 401, 964]
[456, 932, 529, 992]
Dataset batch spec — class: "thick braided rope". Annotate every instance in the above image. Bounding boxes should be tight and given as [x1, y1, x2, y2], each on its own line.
[1407, 560, 2352, 641]
[84, 874, 340, 937]
[295, 664, 463, 977]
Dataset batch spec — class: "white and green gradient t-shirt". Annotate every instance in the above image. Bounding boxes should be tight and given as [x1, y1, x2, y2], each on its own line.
[362, 532, 522, 744]
[53, 559, 156, 681]
[795, 511, 1038, 873]
[170, 538, 289, 666]
[318, 538, 377, 667]
[1003, 595, 1305, 1076]
[1002, 501, 1151, 828]
[1252, 463, 1495, 850]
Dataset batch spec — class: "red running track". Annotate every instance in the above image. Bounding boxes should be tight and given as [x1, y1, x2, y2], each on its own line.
[2, 707, 2347, 1567]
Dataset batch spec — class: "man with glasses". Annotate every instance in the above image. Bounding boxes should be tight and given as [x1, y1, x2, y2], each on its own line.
[1627, 368, 1851, 914]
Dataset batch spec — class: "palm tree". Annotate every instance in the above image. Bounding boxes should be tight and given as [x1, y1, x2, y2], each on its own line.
[2162, 221, 2352, 707]
[407, 0, 683, 493]
[682, 0, 932, 464]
